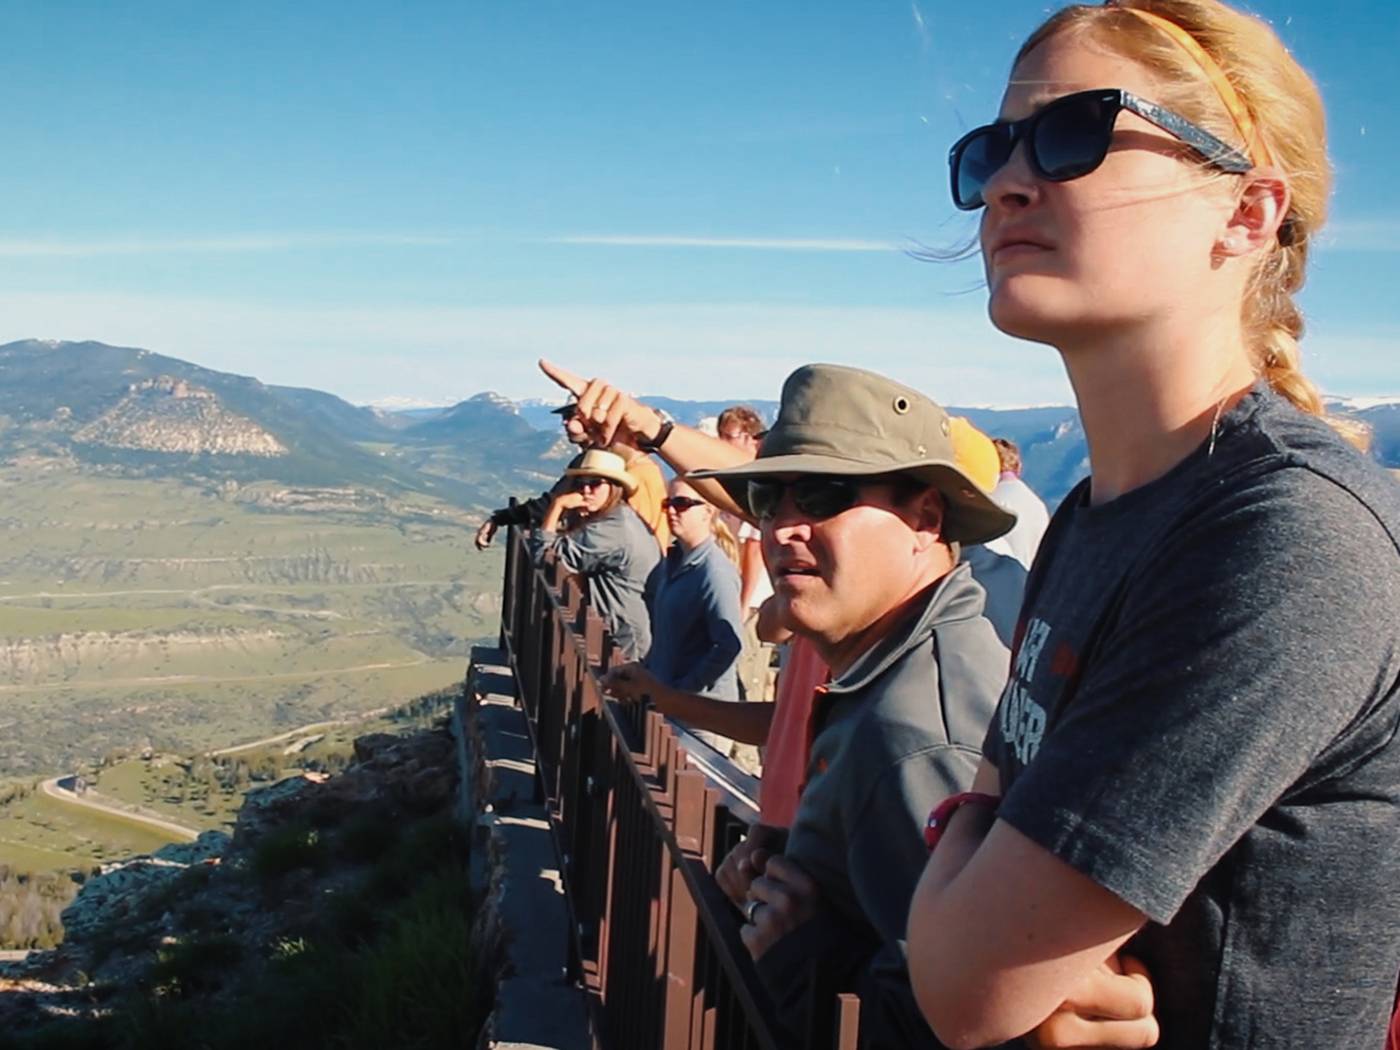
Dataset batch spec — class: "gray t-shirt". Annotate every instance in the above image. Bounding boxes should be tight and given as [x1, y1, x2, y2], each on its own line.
[984, 385, 1400, 1049]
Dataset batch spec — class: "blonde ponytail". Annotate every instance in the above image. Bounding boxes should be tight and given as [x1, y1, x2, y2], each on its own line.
[712, 517, 741, 566]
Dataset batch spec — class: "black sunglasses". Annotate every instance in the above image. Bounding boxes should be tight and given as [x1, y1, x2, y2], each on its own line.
[573, 477, 608, 491]
[748, 476, 863, 521]
[662, 496, 705, 512]
[948, 88, 1253, 211]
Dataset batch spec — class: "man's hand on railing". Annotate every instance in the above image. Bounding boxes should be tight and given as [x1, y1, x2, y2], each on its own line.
[740, 853, 820, 961]
[717, 823, 783, 908]
[475, 520, 499, 550]
[601, 662, 660, 704]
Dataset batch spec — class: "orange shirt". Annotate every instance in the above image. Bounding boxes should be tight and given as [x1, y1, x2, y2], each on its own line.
[758, 635, 829, 828]
[625, 454, 670, 549]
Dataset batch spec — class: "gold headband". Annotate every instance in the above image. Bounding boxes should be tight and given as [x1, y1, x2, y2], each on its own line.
[1114, 5, 1273, 166]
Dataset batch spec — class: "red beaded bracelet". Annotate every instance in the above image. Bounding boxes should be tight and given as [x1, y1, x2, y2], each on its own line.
[924, 792, 1000, 852]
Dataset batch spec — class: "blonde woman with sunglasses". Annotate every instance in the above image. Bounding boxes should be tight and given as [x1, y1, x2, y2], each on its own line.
[907, 2, 1400, 1048]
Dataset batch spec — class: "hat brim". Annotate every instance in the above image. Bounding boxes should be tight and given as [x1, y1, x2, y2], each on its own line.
[688, 453, 1016, 545]
[563, 465, 639, 497]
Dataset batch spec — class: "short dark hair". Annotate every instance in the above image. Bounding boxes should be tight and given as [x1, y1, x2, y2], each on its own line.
[717, 405, 764, 438]
[991, 437, 1021, 476]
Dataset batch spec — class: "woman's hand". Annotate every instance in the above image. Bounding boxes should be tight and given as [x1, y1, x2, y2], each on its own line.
[601, 662, 661, 704]
[539, 359, 665, 448]
[740, 854, 820, 961]
[1025, 954, 1159, 1049]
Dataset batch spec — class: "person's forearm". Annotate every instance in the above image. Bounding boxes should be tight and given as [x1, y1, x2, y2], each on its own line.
[540, 501, 566, 533]
[739, 542, 765, 611]
[647, 682, 774, 744]
[755, 596, 791, 644]
[631, 415, 752, 521]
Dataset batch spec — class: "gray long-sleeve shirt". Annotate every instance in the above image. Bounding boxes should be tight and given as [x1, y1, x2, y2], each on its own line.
[529, 503, 660, 659]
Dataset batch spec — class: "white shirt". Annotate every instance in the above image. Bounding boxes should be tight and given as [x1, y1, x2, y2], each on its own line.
[737, 520, 773, 610]
[989, 474, 1051, 571]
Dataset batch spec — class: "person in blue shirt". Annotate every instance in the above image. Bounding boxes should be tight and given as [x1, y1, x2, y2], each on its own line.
[638, 479, 745, 751]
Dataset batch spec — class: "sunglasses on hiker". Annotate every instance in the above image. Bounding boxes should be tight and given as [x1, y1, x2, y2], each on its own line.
[573, 477, 609, 491]
[747, 476, 865, 522]
[948, 88, 1253, 211]
[661, 496, 705, 512]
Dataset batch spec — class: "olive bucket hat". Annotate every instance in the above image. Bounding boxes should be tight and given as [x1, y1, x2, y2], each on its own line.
[688, 363, 1015, 545]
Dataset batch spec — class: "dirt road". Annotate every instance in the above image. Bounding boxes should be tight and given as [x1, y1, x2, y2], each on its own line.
[40, 777, 200, 842]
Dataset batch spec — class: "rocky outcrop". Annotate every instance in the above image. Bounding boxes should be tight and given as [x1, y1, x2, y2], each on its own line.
[0, 724, 466, 1037]
[59, 832, 230, 942]
[74, 376, 287, 457]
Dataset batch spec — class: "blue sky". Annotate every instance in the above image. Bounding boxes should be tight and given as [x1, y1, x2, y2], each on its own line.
[2, 1, 1396, 406]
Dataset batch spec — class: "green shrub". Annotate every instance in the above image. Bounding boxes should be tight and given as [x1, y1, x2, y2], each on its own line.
[333, 808, 399, 862]
[147, 933, 244, 998]
[250, 823, 325, 882]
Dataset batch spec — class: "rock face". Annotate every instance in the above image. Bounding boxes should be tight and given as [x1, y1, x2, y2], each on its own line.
[0, 725, 462, 1037]
[59, 832, 230, 942]
[73, 376, 287, 457]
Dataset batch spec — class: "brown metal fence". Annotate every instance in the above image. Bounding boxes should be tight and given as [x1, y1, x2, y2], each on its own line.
[498, 524, 862, 1050]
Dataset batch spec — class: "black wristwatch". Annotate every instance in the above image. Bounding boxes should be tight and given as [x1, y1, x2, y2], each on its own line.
[636, 419, 674, 453]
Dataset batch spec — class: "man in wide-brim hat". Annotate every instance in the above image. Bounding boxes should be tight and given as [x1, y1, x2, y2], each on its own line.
[685, 362, 1015, 1045]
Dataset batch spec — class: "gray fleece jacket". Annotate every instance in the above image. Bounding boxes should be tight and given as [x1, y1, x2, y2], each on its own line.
[528, 503, 660, 660]
[756, 561, 1009, 1046]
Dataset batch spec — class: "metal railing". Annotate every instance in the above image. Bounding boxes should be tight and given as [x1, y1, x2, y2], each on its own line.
[499, 524, 862, 1050]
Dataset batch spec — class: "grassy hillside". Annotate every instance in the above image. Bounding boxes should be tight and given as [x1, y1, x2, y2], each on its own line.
[0, 464, 501, 782]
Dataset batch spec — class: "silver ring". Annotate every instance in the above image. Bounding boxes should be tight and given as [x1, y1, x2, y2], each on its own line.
[743, 898, 762, 925]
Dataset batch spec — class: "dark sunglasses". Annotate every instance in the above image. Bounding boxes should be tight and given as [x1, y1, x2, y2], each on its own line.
[662, 496, 705, 512]
[748, 476, 862, 521]
[948, 88, 1253, 211]
[573, 477, 608, 491]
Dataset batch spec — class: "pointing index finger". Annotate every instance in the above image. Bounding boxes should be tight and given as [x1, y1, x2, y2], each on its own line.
[538, 358, 587, 397]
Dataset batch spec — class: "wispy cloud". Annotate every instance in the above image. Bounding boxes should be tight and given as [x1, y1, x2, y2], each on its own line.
[1, 289, 1392, 405]
[910, 2, 932, 51]
[0, 290, 1068, 406]
[0, 230, 910, 258]
[0, 232, 453, 258]
[1317, 217, 1400, 254]
[544, 234, 902, 253]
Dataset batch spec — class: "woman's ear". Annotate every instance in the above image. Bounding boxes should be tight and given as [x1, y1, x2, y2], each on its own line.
[1218, 169, 1290, 257]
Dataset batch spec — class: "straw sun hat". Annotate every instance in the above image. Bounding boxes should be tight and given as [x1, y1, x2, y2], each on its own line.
[563, 448, 639, 496]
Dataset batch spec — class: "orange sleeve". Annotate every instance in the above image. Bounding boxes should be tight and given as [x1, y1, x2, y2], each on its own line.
[627, 457, 670, 549]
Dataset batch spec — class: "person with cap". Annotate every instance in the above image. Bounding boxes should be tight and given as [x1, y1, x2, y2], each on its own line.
[527, 447, 660, 660]
[477, 402, 671, 551]
[539, 357, 1014, 1046]
[475, 401, 590, 550]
